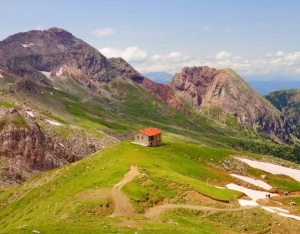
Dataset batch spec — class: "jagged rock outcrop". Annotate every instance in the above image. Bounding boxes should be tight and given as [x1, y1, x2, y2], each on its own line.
[266, 89, 300, 139]
[0, 27, 146, 86]
[0, 107, 77, 185]
[0, 106, 118, 187]
[0, 28, 105, 80]
[168, 67, 292, 143]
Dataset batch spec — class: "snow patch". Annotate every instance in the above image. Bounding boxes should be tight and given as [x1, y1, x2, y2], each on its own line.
[26, 111, 34, 117]
[53, 87, 60, 90]
[263, 206, 289, 213]
[235, 157, 300, 183]
[226, 183, 278, 201]
[276, 212, 300, 221]
[40, 71, 51, 79]
[45, 119, 62, 126]
[56, 67, 63, 77]
[238, 199, 259, 206]
[0, 73, 3, 78]
[230, 174, 272, 190]
[261, 206, 300, 220]
[22, 43, 34, 48]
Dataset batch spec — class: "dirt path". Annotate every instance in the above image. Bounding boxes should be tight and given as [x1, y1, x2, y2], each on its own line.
[110, 165, 253, 218]
[111, 165, 139, 217]
[144, 204, 252, 219]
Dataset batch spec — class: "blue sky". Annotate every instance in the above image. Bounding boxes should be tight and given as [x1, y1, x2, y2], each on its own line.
[0, 0, 299, 80]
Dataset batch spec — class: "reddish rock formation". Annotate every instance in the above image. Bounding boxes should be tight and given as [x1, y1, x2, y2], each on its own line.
[131, 66, 292, 143]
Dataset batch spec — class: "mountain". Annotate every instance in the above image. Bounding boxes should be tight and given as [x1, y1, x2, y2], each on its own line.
[143, 71, 173, 83]
[1, 27, 300, 233]
[0, 28, 298, 187]
[266, 89, 300, 138]
[142, 67, 292, 143]
[248, 80, 300, 95]
[0, 28, 293, 144]
[0, 27, 144, 86]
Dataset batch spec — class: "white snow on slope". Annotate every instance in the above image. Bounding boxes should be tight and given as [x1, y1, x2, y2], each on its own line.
[226, 183, 278, 201]
[230, 174, 272, 190]
[40, 71, 51, 79]
[235, 157, 300, 183]
[238, 199, 259, 206]
[26, 111, 34, 117]
[45, 119, 62, 126]
[56, 67, 63, 77]
[22, 43, 34, 48]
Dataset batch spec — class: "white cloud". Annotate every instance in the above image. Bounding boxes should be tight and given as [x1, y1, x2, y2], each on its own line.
[275, 51, 284, 57]
[284, 52, 300, 61]
[99, 46, 147, 63]
[99, 47, 122, 57]
[167, 52, 182, 58]
[216, 51, 232, 60]
[35, 25, 43, 30]
[91, 28, 116, 37]
[100, 47, 300, 78]
[122, 47, 148, 63]
[217, 59, 233, 67]
[150, 54, 163, 61]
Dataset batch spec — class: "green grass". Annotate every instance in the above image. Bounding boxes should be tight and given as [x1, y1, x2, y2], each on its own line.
[0, 101, 14, 108]
[1, 136, 300, 233]
[0, 140, 242, 233]
[11, 112, 28, 128]
[2, 67, 300, 233]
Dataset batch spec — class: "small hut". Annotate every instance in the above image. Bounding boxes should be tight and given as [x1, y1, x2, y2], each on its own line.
[134, 128, 162, 146]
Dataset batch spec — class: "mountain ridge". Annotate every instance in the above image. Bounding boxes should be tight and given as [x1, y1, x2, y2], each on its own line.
[0, 27, 299, 186]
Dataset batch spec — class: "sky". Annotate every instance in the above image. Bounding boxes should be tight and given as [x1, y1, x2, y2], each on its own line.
[0, 0, 299, 80]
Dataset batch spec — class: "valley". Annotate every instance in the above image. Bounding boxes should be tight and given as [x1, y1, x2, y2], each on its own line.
[0, 27, 300, 233]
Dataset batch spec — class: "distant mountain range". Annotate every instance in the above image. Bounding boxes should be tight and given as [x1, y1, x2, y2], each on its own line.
[248, 80, 300, 95]
[143, 71, 173, 83]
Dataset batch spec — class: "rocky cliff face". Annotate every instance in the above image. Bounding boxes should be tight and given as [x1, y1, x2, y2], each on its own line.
[136, 66, 291, 143]
[0, 106, 117, 187]
[0, 107, 72, 185]
[0, 28, 105, 80]
[266, 89, 300, 139]
[168, 67, 292, 143]
[0, 27, 145, 85]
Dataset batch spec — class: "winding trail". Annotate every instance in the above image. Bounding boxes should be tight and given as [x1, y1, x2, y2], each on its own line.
[110, 163, 300, 221]
[111, 165, 139, 217]
[144, 204, 252, 219]
[110, 165, 251, 218]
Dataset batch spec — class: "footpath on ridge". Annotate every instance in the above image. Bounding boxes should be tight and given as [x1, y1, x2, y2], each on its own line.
[110, 165, 251, 219]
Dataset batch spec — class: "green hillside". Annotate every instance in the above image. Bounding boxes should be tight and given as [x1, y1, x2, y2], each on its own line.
[1, 135, 300, 233]
[1, 68, 300, 233]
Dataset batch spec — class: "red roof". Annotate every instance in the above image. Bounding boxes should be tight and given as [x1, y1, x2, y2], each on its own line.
[139, 128, 162, 136]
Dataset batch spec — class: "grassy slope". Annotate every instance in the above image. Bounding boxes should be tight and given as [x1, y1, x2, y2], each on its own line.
[1, 136, 300, 233]
[1, 72, 300, 233]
